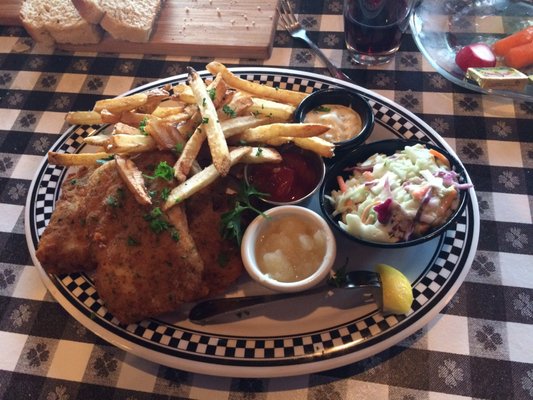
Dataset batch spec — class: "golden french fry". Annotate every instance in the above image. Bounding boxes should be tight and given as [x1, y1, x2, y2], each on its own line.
[206, 61, 307, 106]
[172, 83, 196, 104]
[217, 92, 253, 121]
[108, 134, 157, 154]
[112, 122, 143, 135]
[136, 88, 170, 114]
[93, 93, 148, 113]
[239, 147, 282, 164]
[209, 73, 228, 106]
[47, 151, 110, 166]
[99, 109, 122, 124]
[175, 111, 201, 139]
[65, 111, 103, 125]
[152, 106, 186, 118]
[188, 67, 230, 175]
[83, 135, 110, 147]
[220, 115, 272, 138]
[119, 111, 151, 127]
[161, 113, 191, 124]
[238, 123, 329, 143]
[163, 147, 251, 210]
[115, 155, 152, 205]
[173, 127, 205, 182]
[173, 75, 231, 181]
[247, 97, 295, 121]
[149, 117, 185, 151]
[293, 137, 335, 158]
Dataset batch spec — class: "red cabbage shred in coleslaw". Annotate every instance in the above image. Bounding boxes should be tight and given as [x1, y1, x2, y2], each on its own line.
[327, 144, 471, 243]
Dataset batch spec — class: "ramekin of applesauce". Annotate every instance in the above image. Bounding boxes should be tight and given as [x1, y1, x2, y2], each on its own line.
[241, 205, 337, 293]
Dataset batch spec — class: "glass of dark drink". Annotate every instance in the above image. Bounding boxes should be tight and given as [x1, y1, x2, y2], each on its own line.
[344, 0, 415, 65]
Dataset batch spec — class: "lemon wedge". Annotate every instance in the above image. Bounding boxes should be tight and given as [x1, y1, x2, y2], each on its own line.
[375, 263, 414, 315]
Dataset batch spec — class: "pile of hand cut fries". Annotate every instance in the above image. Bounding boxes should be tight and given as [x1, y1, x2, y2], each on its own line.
[50, 62, 334, 212]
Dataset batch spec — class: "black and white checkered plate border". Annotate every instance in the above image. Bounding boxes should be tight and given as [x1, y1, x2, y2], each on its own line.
[25, 68, 480, 377]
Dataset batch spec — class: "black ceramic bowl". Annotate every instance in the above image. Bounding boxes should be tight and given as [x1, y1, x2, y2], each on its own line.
[294, 88, 375, 158]
[319, 139, 471, 248]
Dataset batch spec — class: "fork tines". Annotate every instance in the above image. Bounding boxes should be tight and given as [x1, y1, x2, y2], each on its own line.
[277, 0, 299, 30]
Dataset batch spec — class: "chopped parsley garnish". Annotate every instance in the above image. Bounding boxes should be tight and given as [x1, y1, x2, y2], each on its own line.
[106, 195, 119, 207]
[174, 142, 184, 155]
[160, 187, 171, 201]
[149, 207, 163, 219]
[144, 161, 174, 181]
[143, 206, 177, 237]
[255, 147, 263, 157]
[149, 218, 171, 234]
[144, 207, 169, 233]
[327, 258, 349, 288]
[251, 110, 261, 117]
[69, 179, 77, 185]
[222, 105, 236, 118]
[208, 88, 216, 100]
[315, 105, 331, 112]
[139, 117, 149, 135]
[148, 190, 157, 198]
[127, 236, 140, 246]
[105, 188, 124, 208]
[220, 182, 268, 245]
[202, 117, 209, 124]
[202, 97, 207, 107]
[170, 229, 180, 242]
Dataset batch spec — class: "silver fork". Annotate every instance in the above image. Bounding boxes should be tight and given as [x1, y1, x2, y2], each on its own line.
[278, 0, 351, 82]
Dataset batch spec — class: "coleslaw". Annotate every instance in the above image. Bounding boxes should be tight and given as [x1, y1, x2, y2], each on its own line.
[327, 144, 470, 243]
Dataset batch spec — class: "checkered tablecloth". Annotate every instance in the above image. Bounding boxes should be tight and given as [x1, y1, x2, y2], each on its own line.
[1, 0, 533, 398]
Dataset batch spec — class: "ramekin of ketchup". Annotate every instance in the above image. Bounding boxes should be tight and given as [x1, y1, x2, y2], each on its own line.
[245, 145, 325, 205]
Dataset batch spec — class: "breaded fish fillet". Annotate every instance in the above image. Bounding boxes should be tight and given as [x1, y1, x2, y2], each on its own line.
[37, 151, 244, 324]
[36, 163, 110, 274]
[187, 179, 244, 296]
[91, 152, 209, 323]
[37, 152, 206, 323]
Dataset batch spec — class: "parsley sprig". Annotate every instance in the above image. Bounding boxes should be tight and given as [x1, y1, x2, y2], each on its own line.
[222, 105, 236, 118]
[220, 182, 267, 245]
[143, 161, 174, 181]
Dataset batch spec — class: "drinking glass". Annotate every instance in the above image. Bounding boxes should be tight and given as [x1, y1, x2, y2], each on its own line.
[344, 0, 415, 65]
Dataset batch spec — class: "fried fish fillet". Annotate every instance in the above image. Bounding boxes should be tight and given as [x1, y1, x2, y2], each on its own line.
[37, 151, 243, 324]
[187, 178, 244, 296]
[35, 162, 110, 274]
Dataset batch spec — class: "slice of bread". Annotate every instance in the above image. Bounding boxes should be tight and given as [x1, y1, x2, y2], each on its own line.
[20, 0, 103, 45]
[71, 0, 163, 43]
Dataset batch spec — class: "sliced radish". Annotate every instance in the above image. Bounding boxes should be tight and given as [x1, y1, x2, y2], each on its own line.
[455, 43, 496, 71]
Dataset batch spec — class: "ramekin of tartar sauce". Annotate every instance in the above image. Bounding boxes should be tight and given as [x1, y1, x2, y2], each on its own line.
[241, 205, 337, 293]
[295, 88, 375, 156]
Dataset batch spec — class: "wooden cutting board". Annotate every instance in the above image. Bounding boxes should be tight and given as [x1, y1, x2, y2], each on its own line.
[0, 0, 279, 59]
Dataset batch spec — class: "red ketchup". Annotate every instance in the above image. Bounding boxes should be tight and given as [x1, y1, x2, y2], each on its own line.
[247, 148, 321, 203]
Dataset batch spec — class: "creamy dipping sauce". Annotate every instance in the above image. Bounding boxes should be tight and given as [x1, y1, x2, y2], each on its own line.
[255, 215, 327, 282]
[304, 104, 362, 143]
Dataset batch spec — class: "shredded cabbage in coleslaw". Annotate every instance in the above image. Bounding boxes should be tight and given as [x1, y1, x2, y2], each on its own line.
[327, 144, 470, 243]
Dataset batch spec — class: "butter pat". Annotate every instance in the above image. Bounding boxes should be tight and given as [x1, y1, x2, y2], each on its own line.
[466, 67, 529, 91]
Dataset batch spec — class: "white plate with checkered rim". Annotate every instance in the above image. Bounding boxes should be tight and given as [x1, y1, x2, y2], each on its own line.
[25, 67, 480, 378]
